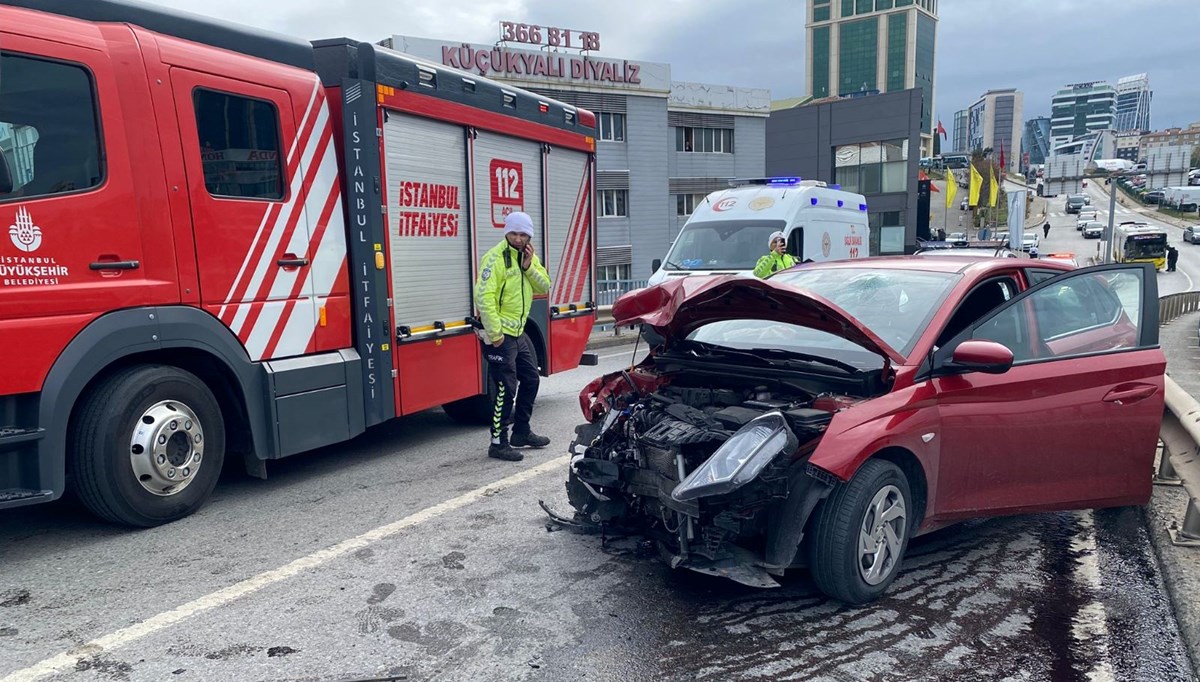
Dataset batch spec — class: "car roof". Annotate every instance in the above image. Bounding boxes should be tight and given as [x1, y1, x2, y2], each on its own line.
[798, 255, 1068, 276]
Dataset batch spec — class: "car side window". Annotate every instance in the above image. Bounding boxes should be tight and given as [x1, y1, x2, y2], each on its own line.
[936, 277, 1017, 348]
[192, 89, 285, 200]
[0, 51, 105, 203]
[970, 269, 1145, 362]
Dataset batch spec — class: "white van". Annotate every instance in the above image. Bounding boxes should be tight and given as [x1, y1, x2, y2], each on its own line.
[648, 178, 871, 286]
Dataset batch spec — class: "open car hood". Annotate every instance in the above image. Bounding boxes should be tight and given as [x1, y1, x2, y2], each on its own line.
[612, 275, 903, 364]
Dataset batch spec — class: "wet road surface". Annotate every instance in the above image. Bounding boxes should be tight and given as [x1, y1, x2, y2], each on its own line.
[1, 350, 1195, 682]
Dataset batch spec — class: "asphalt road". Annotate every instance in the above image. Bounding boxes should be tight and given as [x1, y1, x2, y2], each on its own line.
[2, 341, 1197, 682]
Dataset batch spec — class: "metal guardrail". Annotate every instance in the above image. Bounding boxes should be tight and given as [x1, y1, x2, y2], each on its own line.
[1156, 291, 1200, 545]
[596, 279, 649, 307]
[1160, 292, 1200, 326]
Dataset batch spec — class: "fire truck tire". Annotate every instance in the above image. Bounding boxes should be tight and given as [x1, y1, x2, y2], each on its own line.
[70, 365, 225, 527]
[441, 392, 495, 426]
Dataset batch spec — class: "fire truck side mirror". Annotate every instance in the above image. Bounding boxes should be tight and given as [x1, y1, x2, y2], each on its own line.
[0, 148, 12, 195]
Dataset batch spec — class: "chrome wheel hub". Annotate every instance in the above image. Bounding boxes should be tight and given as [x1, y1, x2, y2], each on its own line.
[130, 401, 204, 496]
[858, 484, 907, 586]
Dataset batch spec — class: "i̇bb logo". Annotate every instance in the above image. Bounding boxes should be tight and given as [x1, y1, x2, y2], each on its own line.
[8, 206, 42, 253]
[713, 198, 738, 212]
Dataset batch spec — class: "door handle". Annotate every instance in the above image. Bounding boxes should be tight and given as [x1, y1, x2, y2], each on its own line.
[89, 260, 140, 271]
[1102, 385, 1157, 404]
[276, 257, 310, 268]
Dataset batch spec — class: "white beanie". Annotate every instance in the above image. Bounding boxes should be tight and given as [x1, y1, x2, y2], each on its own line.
[504, 211, 535, 237]
[768, 231, 786, 247]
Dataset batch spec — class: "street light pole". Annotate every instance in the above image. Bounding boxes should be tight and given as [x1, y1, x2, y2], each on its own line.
[1104, 175, 1117, 264]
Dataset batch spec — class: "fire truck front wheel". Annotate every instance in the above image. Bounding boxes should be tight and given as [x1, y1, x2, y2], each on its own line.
[70, 365, 226, 527]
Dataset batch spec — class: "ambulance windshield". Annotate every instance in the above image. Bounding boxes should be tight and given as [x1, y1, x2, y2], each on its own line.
[661, 219, 787, 271]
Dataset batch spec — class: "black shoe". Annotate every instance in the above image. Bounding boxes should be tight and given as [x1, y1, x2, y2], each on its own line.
[488, 443, 524, 461]
[511, 431, 550, 448]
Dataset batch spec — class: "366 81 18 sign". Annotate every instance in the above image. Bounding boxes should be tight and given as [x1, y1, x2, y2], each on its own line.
[489, 159, 524, 227]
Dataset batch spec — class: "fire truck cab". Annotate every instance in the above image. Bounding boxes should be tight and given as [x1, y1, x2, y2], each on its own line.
[0, 0, 596, 525]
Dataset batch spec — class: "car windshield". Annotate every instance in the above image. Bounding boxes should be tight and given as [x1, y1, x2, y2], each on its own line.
[661, 219, 787, 271]
[738, 267, 961, 357]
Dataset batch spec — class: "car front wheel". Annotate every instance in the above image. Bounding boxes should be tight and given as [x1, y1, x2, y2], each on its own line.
[808, 459, 912, 605]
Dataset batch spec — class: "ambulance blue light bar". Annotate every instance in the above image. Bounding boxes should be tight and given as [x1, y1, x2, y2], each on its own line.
[768, 177, 802, 185]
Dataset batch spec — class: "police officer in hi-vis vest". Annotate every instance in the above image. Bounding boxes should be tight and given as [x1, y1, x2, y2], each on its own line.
[474, 212, 552, 461]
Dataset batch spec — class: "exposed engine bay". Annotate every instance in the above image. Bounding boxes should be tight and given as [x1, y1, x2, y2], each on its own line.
[555, 364, 869, 588]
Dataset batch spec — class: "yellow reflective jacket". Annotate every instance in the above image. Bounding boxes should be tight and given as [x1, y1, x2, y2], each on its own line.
[475, 240, 551, 343]
[753, 252, 798, 278]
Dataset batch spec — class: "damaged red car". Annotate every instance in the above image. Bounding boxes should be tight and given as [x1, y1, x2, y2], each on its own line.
[560, 257, 1164, 604]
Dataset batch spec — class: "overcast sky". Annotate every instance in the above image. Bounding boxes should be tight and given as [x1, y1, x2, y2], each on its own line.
[155, 0, 1199, 130]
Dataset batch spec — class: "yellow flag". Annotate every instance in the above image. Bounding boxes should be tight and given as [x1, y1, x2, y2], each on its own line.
[945, 169, 958, 209]
[988, 166, 999, 207]
[968, 164, 983, 206]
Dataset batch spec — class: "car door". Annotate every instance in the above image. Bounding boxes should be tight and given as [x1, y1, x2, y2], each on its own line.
[932, 263, 1162, 517]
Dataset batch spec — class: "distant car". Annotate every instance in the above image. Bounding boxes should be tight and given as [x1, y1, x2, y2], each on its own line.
[994, 231, 1010, 245]
[1145, 190, 1165, 204]
[1021, 231, 1040, 252]
[947, 232, 968, 242]
[1082, 222, 1104, 239]
[1183, 226, 1200, 245]
[1065, 195, 1088, 214]
[1077, 210, 1099, 230]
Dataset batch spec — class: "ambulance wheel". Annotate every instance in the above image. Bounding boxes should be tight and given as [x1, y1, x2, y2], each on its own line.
[70, 365, 225, 527]
[442, 391, 495, 426]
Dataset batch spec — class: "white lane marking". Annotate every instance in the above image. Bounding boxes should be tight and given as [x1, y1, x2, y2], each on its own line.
[1182, 268, 1194, 293]
[1070, 510, 1115, 682]
[0, 455, 570, 682]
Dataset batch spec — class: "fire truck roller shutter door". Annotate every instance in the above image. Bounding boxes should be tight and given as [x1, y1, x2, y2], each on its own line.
[384, 113, 472, 330]
[472, 130, 545, 280]
[545, 147, 592, 309]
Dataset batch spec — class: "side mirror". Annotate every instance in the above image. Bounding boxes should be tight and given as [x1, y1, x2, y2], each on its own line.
[0, 147, 12, 195]
[948, 340, 1013, 375]
[651, 258, 662, 274]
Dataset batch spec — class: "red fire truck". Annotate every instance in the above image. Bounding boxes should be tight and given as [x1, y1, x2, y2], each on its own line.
[0, 0, 597, 525]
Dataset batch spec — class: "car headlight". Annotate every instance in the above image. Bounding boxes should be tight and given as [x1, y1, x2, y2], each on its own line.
[671, 412, 799, 502]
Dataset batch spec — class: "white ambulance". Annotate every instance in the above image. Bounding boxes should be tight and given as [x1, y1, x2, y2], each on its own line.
[648, 178, 871, 286]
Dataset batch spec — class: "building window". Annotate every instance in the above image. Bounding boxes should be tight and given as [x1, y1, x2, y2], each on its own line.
[675, 192, 708, 216]
[813, 0, 831, 22]
[886, 12, 907, 92]
[856, 0, 872, 13]
[676, 127, 734, 153]
[869, 210, 904, 255]
[598, 112, 625, 142]
[841, 0, 855, 17]
[914, 13, 936, 133]
[811, 26, 831, 98]
[834, 139, 908, 195]
[0, 52, 104, 202]
[597, 264, 632, 282]
[838, 18, 878, 96]
[194, 89, 285, 200]
[599, 189, 627, 217]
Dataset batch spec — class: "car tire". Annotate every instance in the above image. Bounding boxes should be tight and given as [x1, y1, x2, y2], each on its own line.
[70, 365, 225, 527]
[808, 459, 912, 605]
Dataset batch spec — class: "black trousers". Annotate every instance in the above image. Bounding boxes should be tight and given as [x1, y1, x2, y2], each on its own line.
[483, 333, 540, 443]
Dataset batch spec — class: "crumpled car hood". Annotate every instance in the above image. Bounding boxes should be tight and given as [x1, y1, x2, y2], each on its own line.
[612, 275, 902, 363]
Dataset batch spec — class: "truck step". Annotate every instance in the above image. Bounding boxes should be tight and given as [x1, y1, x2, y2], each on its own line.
[0, 488, 53, 504]
[0, 427, 45, 447]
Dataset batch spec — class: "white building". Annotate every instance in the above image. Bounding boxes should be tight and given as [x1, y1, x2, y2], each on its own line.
[966, 89, 1023, 172]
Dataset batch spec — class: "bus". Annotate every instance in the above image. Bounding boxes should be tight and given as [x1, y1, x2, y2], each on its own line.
[1113, 222, 1168, 270]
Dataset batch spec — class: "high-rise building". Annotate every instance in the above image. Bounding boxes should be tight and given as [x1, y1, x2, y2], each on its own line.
[964, 89, 1023, 171]
[806, 0, 938, 155]
[1023, 117, 1051, 169]
[1115, 73, 1152, 133]
[952, 109, 968, 153]
[1049, 81, 1116, 149]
